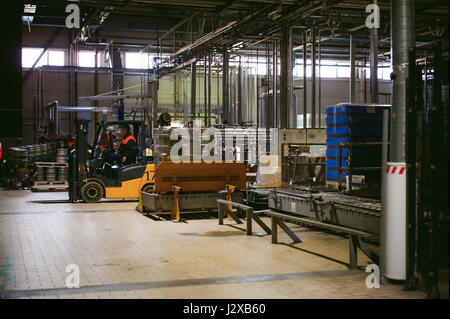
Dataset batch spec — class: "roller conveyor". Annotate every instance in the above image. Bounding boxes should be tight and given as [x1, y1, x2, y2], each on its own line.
[248, 188, 381, 235]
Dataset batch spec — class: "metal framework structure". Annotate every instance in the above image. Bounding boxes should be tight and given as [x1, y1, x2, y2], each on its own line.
[24, 0, 448, 59]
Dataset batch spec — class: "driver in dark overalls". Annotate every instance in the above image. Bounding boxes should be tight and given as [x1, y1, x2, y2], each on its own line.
[106, 124, 137, 166]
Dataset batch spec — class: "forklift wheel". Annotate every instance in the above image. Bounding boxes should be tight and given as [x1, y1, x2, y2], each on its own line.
[81, 181, 104, 203]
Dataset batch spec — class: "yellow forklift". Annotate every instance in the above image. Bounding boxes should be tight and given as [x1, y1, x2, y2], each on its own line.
[68, 119, 155, 203]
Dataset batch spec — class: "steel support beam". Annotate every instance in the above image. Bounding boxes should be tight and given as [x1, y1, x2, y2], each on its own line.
[272, 40, 278, 128]
[280, 26, 293, 129]
[191, 62, 197, 120]
[208, 52, 212, 126]
[303, 30, 307, 129]
[204, 53, 208, 126]
[311, 28, 316, 128]
[222, 50, 230, 124]
[370, 25, 379, 104]
[318, 31, 322, 128]
[349, 34, 356, 103]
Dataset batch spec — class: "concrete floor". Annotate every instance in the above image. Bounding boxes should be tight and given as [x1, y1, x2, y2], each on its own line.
[0, 190, 430, 299]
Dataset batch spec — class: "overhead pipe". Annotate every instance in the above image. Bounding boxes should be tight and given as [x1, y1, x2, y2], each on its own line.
[238, 55, 243, 125]
[382, 0, 415, 283]
[390, 0, 415, 162]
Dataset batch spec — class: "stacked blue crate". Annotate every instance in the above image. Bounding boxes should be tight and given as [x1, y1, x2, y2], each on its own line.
[325, 104, 390, 184]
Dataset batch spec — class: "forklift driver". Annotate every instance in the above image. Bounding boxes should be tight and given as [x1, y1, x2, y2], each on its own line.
[106, 124, 138, 166]
[100, 126, 115, 151]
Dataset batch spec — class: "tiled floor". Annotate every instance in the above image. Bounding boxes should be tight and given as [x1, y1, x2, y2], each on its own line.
[0, 190, 432, 299]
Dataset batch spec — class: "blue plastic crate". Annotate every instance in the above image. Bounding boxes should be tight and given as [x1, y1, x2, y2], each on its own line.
[326, 159, 348, 169]
[326, 126, 383, 137]
[326, 170, 348, 181]
[326, 115, 384, 126]
[325, 104, 391, 184]
[326, 104, 390, 115]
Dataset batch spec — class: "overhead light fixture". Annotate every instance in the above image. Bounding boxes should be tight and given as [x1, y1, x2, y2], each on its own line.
[22, 16, 34, 23]
[232, 41, 243, 48]
[24, 4, 36, 14]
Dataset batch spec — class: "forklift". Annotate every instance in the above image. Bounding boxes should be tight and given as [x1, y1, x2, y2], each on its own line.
[69, 119, 155, 203]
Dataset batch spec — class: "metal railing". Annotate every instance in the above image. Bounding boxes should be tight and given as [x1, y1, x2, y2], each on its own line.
[217, 199, 379, 269]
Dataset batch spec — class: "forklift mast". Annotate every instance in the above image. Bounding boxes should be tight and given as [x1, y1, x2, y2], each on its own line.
[68, 119, 90, 202]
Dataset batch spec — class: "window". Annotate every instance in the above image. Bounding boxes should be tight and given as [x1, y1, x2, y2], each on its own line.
[22, 48, 66, 68]
[320, 65, 337, 78]
[125, 52, 150, 69]
[293, 63, 302, 77]
[293, 62, 312, 78]
[48, 50, 65, 66]
[378, 63, 392, 80]
[22, 48, 46, 68]
[79, 51, 96, 67]
[336, 63, 350, 78]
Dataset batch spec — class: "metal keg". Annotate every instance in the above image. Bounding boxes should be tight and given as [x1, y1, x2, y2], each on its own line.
[42, 144, 48, 161]
[41, 144, 47, 161]
[36, 144, 43, 161]
[35, 167, 45, 181]
[44, 143, 51, 161]
[25, 145, 33, 164]
[57, 167, 68, 181]
[46, 167, 56, 182]
[9, 147, 27, 165]
[49, 142, 56, 161]
[56, 148, 68, 163]
[29, 145, 37, 161]
[40, 144, 46, 161]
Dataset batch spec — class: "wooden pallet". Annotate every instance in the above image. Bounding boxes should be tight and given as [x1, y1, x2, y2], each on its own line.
[34, 162, 68, 168]
[31, 181, 68, 192]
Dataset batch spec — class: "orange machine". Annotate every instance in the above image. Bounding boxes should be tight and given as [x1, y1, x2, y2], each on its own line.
[139, 161, 247, 221]
[153, 161, 246, 192]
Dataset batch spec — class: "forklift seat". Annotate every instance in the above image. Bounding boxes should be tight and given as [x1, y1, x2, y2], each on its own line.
[111, 165, 121, 180]
[120, 164, 146, 182]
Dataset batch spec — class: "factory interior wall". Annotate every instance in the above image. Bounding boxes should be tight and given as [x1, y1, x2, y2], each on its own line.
[22, 67, 392, 144]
